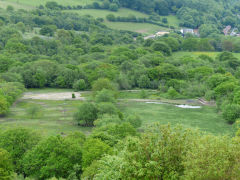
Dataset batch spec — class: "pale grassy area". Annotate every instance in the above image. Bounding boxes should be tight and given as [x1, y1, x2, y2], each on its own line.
[160, 15, 180, 27]
[104, 21, 167, 34]
[66, 8, 149, 19]
[172, 51, 240, 59]
[1, 0, 95, 7]
[0, 0, 34, 9]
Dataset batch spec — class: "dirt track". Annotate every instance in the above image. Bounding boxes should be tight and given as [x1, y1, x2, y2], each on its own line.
[22, 92, 85, 100]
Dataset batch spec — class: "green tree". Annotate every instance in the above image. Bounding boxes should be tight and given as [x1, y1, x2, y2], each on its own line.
[74, 102, 98, 127]
[95, 89, 116, 103]
[222, 104, 240, 124]
[0, 96, 9, 116]
[0, 128, 40, 173]
[22, 136, 82, 179]
[126, 114, 142, 128]
[92, 78, 116, 92]
[0, 148, 14, 180]
[152, 41, 172, 56]
[73, 79, 86, 91]
[82, 138, 112, 168]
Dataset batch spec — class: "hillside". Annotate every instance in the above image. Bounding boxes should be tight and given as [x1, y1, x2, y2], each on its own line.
[1, 0, 240, 179]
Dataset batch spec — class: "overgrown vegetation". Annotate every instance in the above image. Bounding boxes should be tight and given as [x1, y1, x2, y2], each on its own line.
[1, 1, 240, 179]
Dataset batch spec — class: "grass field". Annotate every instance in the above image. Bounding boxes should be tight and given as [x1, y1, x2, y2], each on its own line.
[0, 88, 234, 137]
[67, 8, 148, 19]
[104, 21, 166, 34]
[172, 51, 240, 59]
[2, 0, 96, 7]
[120, 101, 233, 135]
[0, 99, 91, 136]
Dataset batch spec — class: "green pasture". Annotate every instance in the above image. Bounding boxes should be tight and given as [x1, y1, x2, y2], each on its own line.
[120, 101, 233, 135]
[2, 0, 95, 7]
[66, 8, 148, 19]
[0, 88, 234, 137]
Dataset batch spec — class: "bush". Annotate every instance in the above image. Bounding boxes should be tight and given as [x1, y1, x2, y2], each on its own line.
[73, 79, 86, 91]
[92, 78, 116, 92]
[26, 104, 42, 119]
[0, 128, 40, 173]
[167, 87, 179, 99]
[152, 41, 172, 56]
[97, 102, 118, 116]
[82, 138, 112, 168]
[72, 93, 76, 99]
[139, 90, 148, 99]
[95, 89, 116, 103]
[22, 136, 82, 179]
[0, 96, 9, 116]
[126, 114, 142, 128]
[0, 148, 14, 180]
[74, 102, 98, 127]
[222, 104, 240, 124]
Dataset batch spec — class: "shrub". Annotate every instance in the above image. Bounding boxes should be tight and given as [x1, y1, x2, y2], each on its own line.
[74, 102, 98, 127]
[82, 138, 112, 168]
[183, 135, 240, 180]
[222, 104, 240, 124]
[73, 79, 86, 91]
[92, 78, 115, 92]
[26, 104, 42, 119]
[0, 96, 9, 116]
[22, 136, 82, 179]
[0, 128, 40, 173]
[167, 87, 179, 99]
[151, 41, 172, 56]
[139, 90, 148, 99]
[94, 114, 122, 127]
[126, 114, 142, 128]
[97, 102, 118, 116]
[72, 93, 76, 99]
[95, 89, 116, 103]
[0, 148, 14, 180]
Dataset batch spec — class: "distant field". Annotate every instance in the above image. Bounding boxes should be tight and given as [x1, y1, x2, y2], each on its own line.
[160, 15, 180, 27]
[67, 8, 148, 19]
[104, 21, 166, 34]
[121, 101, 233, 135]
[1, 0, 96, 8]
[67, 9, 180, 34]
[172, 51, 240, 59]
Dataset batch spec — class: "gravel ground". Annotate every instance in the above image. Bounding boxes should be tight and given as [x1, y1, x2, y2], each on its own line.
[22, 92, 85, 100]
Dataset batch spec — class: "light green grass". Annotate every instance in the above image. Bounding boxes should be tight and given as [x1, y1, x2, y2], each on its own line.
[66, 8, 163, 34]
[0, 0, 34, 10]
[172, 51, 240, 59]
[160, 15, 180, 27]
[104, 21, 167, 34]
[120, 101, 233, 135]
[3, 0, 96, 7]
[0, 99, 91, 137]
[66, 8, 148, 19]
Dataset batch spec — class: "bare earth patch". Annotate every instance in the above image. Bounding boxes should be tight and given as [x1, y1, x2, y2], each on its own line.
[22, 92, 85, 100]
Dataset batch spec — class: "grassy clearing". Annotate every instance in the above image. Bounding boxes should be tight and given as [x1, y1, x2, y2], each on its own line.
[0, 99, 90, 137]
[66, 8, 164, 34]
[66, 8, 148, 19]
[0, 0, 34, 10]
[160, 15, 180, 27]
[3, 0, 96, 7]
[120, 101, 233, 135]
[0, 88, 233, 137]
[104, 21, 166, 34]
[172, 51, 240, 59]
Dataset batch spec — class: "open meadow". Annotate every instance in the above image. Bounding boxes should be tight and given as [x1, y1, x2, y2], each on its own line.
[0, 89, 233, 136]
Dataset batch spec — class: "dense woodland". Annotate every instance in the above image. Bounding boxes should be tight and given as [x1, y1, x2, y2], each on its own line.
[0, 1, 240, 180]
